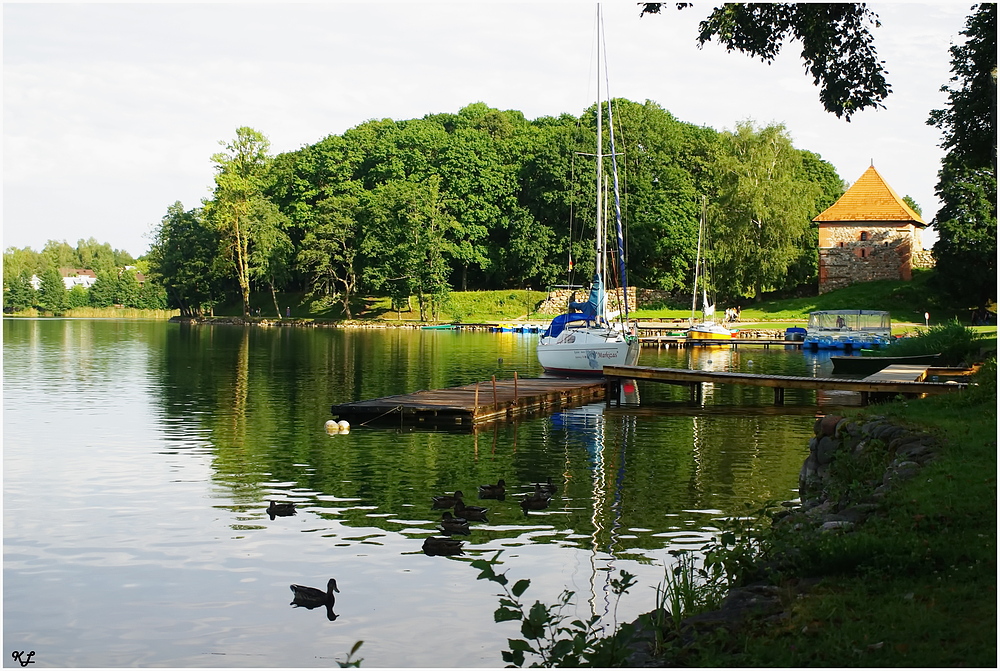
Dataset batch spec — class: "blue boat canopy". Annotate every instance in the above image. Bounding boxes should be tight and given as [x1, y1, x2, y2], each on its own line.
[543, 274, 604, 339]
[568, 273, 602, 318]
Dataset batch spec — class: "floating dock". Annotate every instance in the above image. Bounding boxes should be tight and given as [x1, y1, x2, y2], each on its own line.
[603, 364, 969, 405]
[330, 375, 609, 428]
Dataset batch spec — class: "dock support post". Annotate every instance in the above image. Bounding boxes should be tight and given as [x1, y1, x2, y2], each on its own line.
[474, 383, 479, 418]
[513, 371, 519, 403]
[491, 375, 498, 411]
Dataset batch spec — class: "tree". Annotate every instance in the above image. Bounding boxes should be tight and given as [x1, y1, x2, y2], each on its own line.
[146, 202, 222, 316]
[209, 127, 287, 316]
[927, 3, 997, 311]
[298, 194, 362, 318]
[37, 266, 66, 312]
[88, 271, 119, 308]
[641, 3, 890, 120]
[66, 284, 90, 308]
[709, 122, 820, 300]
[360, 178, 453, 321]
[3, 271, 36, 312]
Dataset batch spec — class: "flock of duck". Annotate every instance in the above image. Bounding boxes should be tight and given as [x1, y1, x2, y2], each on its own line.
[267, 476, 558, 620]
[422, 477, 557, 556]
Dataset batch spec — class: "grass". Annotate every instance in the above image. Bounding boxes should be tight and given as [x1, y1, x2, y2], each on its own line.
[668, 361, 997, 667]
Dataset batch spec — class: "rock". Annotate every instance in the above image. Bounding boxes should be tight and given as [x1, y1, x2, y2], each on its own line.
[816, 414, 844, 437]
[820, 520, 855, 532]
[814, 435, 840, 466]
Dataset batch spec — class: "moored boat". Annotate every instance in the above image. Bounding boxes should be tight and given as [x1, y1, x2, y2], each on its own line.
[537, 10, 639, 375]
[803, 310, 892, 350]
[830, 352, 942, 375]
[686, 199, 734, 345]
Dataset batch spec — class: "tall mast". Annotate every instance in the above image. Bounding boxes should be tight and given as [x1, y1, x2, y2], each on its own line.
[595, 5, 603, 282]
[690, 199, 704, 324]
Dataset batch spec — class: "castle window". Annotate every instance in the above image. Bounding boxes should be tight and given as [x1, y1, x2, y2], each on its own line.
[860, 231, 869, 241]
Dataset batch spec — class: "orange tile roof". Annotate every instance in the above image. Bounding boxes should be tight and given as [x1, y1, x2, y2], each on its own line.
[813, 165, 926, 225]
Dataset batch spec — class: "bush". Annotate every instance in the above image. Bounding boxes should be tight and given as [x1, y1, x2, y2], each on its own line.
[878, 319, 983, 366]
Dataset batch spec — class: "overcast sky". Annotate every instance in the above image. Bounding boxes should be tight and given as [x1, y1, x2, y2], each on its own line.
[3, 2, 972, 259]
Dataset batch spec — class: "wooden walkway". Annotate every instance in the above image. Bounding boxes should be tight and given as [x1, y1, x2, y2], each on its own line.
[639, 336, 803, 349]
[603, 364, 968, 405]
[330, 375, 607, 428]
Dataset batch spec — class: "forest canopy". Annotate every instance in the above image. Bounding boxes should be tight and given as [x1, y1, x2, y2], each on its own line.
[143, 100, 843, 317]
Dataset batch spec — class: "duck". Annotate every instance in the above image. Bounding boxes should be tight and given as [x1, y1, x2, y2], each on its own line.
[432, 490, 464, 509]
[439, 511, 470, 535]
[267, 501, 297, 519]
[422, 536, 464, 556]
[454, 500, 489, 522]
[533, 478, 557, 495]
[520, 494, 551, 512]
[478, 478, 506, 499]
[289, 578, 339, 609]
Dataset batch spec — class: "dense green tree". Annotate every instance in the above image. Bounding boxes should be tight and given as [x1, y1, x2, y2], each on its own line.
[117, 269, 142, 307]
[927, 3, 997, 311]
[41, 240, 76, 272]
[3, 271, 36, 312]
[3, 247, 44, 286]
[360, 177, 454, 321]
[209, 127, 288, 316]
[147, 202, 222, 316]
[88, 271, 119, 308]
[641, 3, 890, 120]
[709, 122, 820, 300]
[297, 193, 362, 318]
[75, 237, 119, 275]
[66, 284, 90, 308]
[37, 266, 66, 312]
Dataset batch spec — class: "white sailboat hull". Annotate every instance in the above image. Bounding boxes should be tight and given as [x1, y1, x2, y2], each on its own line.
[537, 328, 639, 374]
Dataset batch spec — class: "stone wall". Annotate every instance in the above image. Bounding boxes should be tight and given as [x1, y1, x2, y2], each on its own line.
[537, 286, 639, 315]
[911, 249, 935, 269]
[817, 224, 923, 293]
[819, 236, 913, 294]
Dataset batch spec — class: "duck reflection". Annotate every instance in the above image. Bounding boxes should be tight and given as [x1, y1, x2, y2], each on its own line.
[290, 578, 339, 621]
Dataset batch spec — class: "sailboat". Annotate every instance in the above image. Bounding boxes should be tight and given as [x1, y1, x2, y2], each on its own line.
[686, 200, 733, 343]
[537, 8, 640, 375]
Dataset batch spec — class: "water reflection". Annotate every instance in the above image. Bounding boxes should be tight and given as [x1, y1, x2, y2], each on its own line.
[4, 319, 821, 667]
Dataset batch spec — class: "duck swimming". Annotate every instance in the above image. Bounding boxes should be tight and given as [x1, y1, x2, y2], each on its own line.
[289, 578, 339, 609]
[520, 494, 551, 512]
[422, 536, 464, 556]
[267, 501, 297, 519]
[439, 511, 470, 535]
[454, 500, 488, 522]
[478, 479, 506, 499]
[432, 490, 464, 508]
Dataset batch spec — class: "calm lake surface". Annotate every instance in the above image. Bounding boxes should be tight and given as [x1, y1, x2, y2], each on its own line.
[3, 319, 855, 667]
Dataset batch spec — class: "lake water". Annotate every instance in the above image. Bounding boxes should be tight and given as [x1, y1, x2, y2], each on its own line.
[3, 319, 852, 667]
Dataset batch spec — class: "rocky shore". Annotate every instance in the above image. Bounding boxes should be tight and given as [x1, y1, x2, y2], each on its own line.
[624, 414, 941, 667]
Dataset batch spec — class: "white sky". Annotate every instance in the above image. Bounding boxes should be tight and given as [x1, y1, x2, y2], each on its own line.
[3, 2, 972, 259]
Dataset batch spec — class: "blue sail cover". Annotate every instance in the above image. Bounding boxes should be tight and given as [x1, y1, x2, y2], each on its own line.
[543, 274, 603, 339]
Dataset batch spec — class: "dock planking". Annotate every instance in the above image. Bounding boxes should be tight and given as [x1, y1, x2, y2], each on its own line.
[330, 376, 608, 428]
[603, 364, 968, 405]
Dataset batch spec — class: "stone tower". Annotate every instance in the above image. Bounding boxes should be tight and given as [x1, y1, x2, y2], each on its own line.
[814, 165, 928, 294]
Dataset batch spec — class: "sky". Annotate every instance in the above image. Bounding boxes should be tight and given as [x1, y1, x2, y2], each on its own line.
[3, 2, 974, 259]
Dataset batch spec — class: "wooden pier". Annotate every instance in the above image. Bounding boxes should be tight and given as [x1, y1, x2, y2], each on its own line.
[330, 375, 608, 428]
[638, 336, 803, 349]
[603, 364, 968, 405]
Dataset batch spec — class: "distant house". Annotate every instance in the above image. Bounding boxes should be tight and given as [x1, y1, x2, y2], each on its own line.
[60, 268, 99, 290]
[814, 165, 931, 294]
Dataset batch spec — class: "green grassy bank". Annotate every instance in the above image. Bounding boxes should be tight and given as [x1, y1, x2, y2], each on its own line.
[654, 364, 997, 667]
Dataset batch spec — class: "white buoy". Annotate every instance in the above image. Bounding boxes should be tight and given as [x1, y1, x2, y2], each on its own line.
[338, 420, 351, 430]
[324, 420, 338, 431]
